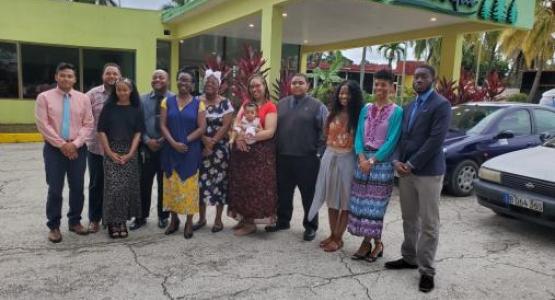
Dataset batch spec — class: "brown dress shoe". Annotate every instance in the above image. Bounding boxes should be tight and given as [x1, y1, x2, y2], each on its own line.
[48, 229, 62, 243]
[88, 222, 100, 233]
[69, 223, 89, 235]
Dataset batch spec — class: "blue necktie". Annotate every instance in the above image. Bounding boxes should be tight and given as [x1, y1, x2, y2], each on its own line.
[61, 93, 70, 140]
[408, 96, 423, 130]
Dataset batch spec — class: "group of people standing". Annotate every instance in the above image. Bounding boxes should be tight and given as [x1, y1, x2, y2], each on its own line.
[35, 61, 450, 293]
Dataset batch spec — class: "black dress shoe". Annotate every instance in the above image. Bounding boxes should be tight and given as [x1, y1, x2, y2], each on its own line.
[419, 274, 434, 293]
[303, 228, 316, 241]
[158, 218, 168, 229]
[384, 258, 418, 269]
[264, 223, 290, 233]
[129, 218, 146, 231]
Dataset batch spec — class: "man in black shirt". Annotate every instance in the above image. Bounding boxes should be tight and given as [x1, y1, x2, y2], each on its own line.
[266, 73, 328, 241]
[130, 70, 174, 230]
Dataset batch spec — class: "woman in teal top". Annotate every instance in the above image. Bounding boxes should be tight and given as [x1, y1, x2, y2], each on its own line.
[348, 69, 403, 262]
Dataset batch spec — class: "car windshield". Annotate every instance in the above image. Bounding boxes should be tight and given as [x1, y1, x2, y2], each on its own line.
[544, 137, 555, 148]
[450, 105, 502, 133]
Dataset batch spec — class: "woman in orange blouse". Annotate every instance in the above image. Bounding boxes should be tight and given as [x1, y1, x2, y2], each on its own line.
[308, 80, 363, 252]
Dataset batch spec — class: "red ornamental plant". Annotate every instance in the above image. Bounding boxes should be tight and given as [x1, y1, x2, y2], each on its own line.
[202, 55, 232, 95]
[231, 44, 270, 105]
[483, 70, 506, 101]
[458, 70, 487, 104]
[272, 68, 294, 101]
[436, 77, 458, 105]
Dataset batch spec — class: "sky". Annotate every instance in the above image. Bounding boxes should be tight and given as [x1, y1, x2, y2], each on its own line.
[118, 0, 170, 10]
[118, 0, 418, 65]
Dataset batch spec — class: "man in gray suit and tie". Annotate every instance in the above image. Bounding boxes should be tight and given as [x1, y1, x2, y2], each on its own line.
[385, 65, 451, 293]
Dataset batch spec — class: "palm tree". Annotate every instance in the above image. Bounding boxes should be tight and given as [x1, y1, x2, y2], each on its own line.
[412, 38, 441, 68]
[499, 0, 555, 102]
[378, 43, 405, 69]
[359, 46, 371, 89]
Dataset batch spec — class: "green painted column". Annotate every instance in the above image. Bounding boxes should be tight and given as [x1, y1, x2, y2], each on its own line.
[260, 4, 283, 95]
[439, 34, 464, 82]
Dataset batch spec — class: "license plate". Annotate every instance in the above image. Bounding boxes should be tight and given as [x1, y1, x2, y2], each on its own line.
[507, 193, 544, 213]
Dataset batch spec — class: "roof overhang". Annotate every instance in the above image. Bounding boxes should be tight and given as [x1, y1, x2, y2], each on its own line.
[162, 0, 535, 52]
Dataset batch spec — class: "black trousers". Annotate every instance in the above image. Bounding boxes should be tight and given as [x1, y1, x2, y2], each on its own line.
[139, 147, 168, 220]
[276, 155, 320, 230]
[87, 151, 104, 222]
[43, 143, 87, 230]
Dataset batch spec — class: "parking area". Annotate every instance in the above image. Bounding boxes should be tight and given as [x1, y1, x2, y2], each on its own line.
[0, 143, 553, 300]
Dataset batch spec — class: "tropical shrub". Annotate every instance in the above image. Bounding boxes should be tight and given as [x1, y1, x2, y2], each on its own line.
[506, 93, 528, 103]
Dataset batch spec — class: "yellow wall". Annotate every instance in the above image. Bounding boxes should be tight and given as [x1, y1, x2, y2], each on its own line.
[0, 0, 167, 124]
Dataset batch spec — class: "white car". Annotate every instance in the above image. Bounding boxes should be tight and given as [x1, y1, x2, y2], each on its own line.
[539, 88, 555, 108]
[474, 137, 555, 228]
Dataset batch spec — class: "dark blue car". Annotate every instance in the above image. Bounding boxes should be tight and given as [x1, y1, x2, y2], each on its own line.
[443, 103, 555, 196]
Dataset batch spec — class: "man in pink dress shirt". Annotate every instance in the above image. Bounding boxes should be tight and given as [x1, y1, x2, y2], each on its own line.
[85, 63, 120, 233]
[35, 62, 94, 243]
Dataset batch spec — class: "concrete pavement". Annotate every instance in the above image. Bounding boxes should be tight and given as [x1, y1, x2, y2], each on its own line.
[0, 143, 553, 300]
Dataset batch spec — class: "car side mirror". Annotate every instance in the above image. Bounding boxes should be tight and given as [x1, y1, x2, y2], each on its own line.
[496, 130, 514, 139]
[540, 132, 553, 143]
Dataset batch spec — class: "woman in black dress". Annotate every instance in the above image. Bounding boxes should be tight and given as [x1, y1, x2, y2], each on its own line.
[97, 78, 144, 238]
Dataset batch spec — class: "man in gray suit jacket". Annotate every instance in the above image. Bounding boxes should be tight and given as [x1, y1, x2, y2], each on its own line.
[385, 65, 451, 293]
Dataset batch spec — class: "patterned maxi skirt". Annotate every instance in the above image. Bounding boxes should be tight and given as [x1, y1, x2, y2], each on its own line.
[103, 141, 142, 225]
[228, 139, 277, 224]
[347, 151, 394, 239]
[199, 141, 230, 205]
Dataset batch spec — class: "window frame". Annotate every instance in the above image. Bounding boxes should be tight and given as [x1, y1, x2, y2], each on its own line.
[0, 40, 136, 100]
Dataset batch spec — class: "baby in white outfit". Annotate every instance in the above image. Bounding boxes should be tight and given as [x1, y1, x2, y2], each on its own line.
[230, 103, 260, 145]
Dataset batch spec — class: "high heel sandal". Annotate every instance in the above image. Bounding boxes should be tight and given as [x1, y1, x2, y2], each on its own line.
[165, 218, 180, 235]
[365, 242, 384, 263]
[351, 240, 373, 260]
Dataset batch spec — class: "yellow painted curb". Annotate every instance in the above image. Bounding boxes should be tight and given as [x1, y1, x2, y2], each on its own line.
[0, 133, 43, 143]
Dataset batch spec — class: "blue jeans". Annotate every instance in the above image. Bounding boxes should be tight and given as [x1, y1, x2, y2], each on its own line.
[43, 143, 87, 230]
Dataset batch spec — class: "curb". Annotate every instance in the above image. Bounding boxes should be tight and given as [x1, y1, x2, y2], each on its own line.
[0, 133, 43, 143]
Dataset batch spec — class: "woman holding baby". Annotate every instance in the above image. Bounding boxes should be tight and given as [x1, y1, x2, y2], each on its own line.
[228, 74, 278, 236]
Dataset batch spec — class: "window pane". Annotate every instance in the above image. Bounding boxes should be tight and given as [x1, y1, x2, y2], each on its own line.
[0, 42, 18, 98]
[179, 35, 224, 68]
[282, 43, 300, 72]
[496, 110, 531, 136]
[224, 37, 260, 63]
[157, 41, 171, 75]
[534, 109, 555, 133]
[21, 44, 79, 99]
[83, 49, 135, 92]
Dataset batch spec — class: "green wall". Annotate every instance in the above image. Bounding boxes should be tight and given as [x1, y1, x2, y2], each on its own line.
[0, 0, 167, 124]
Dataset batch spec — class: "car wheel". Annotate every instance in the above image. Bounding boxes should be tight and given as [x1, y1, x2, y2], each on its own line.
[448, 160, 479, 197]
